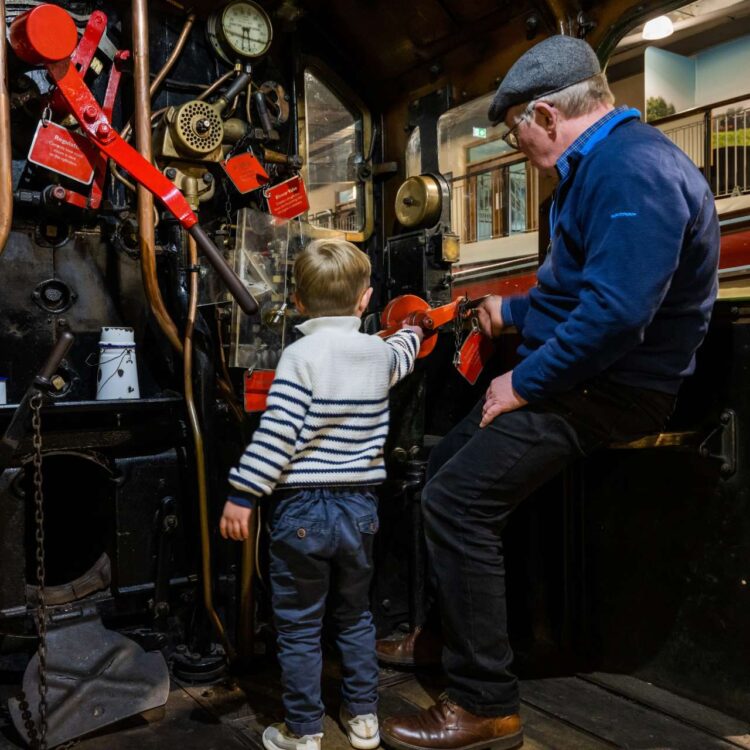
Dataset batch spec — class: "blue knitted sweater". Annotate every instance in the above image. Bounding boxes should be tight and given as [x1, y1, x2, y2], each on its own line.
[501, 110, 719, 402]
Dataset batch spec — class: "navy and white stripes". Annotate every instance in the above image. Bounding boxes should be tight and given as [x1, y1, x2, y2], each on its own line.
[229, 316, 419, 500]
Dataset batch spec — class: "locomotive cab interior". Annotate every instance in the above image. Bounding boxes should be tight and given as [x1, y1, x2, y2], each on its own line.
[1, 0, 750, 747]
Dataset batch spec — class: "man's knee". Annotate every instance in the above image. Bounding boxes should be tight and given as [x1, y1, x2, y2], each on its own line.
[421, 472, 462, 531]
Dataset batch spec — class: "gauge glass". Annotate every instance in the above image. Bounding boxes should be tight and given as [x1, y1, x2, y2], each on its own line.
[221, 1, 272, 59]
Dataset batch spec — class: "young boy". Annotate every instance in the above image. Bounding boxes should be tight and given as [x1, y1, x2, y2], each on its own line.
[220, 239, 423, 750]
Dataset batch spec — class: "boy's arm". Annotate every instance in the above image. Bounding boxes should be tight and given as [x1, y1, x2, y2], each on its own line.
[387, 328, 421, 387]
[228, 349, 312, 500]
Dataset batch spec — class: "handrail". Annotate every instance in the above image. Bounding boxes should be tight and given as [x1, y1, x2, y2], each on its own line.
[648, 92, 750, 128]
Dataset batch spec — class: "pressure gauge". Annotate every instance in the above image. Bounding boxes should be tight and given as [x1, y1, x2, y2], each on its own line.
[207, 0, 273, 64]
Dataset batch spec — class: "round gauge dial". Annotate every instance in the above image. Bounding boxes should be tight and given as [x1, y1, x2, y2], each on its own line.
[208, 0, 273, 63]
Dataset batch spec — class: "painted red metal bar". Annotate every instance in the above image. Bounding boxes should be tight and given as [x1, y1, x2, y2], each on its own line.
[49, 10, 107, 115]
[87, 49, 129, 209]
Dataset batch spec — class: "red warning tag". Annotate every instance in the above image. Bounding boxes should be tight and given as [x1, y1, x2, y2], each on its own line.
[28, 121, 97, 185]
[221, 153, 269, 193]
[265, 175, 309, 220]
[244, 369, 275, 412]
[456, 330, 493, 385]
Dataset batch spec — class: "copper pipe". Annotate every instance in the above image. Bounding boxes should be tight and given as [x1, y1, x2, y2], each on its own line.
[120, 11, 197, 141]
[132, 0, 183, 353]
[544, 0, 569, 33]
[0, 0, 14, 255]
[150, 12, 196, 97]
[197, 68, 238, 102]
[185, 234, 235, 659]
[238, 515, 257, 660]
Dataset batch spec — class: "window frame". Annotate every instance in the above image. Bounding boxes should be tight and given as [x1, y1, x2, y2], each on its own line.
[297, 56, 374, 243]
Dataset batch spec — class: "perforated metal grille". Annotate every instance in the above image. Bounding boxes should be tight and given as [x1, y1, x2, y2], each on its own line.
[174, 100, 223, 155]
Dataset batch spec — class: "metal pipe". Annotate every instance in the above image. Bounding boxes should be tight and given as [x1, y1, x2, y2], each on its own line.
[120, 13, 197, 142]
[544, 0, 568, 33]
[0, 0, 14, 255]
[184, 234, 235, 659]
[150, 12, 196, 97]
[132, 0, 183, 353]
[238, 517, 257, 660]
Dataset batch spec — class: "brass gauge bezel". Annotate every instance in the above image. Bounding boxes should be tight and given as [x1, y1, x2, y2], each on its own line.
[207, 0, 273, 64]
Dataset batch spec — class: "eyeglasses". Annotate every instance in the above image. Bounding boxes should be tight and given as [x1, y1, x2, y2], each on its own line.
[501, 103, 536, 149]
[502, 120, 524, 149]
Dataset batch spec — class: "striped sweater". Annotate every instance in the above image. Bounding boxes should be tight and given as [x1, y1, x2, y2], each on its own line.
[228, 316, 420, 505]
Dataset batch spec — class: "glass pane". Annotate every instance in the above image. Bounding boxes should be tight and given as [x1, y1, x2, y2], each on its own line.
[304, 69, 363, 232]
[509, 162, 527, 234]
[437, 91, 515, 175]
[406, 127, 421, 177]
[476, 172, 493, 241]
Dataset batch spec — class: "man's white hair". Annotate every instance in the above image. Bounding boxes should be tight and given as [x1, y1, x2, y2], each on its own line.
[530, 73, 615, 118]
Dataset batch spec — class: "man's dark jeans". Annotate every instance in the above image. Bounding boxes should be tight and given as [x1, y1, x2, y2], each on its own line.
[268, 488, 380, 735]
[423, 377, 675, 717]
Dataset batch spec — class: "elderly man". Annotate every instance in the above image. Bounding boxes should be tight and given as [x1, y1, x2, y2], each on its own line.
[381, 34, 719, 750]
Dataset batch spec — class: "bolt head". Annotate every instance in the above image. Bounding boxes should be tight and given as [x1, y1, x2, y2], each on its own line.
[96, 122, 111, 138]
[83, 105, 98, 122]
[50, 374, 66, 391]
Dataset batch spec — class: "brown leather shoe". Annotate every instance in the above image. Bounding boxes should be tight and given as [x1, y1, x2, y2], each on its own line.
[381, 695, 522, 750]
[376, 626, 442, 667]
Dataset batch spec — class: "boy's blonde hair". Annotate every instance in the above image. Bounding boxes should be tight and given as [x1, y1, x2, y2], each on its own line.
[294, 239, 371, 317]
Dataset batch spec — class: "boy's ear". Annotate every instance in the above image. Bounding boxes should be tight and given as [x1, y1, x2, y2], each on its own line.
[292, 292, 306, 314]
[356, 286, 373, 315]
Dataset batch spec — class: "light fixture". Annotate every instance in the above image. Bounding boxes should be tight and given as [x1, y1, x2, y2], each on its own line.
[642, 15, 674, 40]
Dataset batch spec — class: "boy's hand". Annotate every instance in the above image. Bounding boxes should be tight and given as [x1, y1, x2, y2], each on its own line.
[402, 322, 425, 341]
[220, 500, 253, 541]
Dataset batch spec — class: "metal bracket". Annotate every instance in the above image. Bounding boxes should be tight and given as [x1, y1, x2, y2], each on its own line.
[8, 606, 169, 747]
[699, 409, 737, 478]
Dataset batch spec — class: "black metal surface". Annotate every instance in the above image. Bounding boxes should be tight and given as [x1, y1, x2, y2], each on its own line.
[7, 606, 169, 748]
[570, 305, 750, 720]
[0, 331, 74, 465]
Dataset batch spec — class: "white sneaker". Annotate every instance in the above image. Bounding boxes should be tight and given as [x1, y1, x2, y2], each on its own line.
[339, 706, 380, 749]
[262, 723, 323, 750]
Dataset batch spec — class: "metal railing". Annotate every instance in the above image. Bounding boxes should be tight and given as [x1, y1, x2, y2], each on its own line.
[653, 94, 750, 199]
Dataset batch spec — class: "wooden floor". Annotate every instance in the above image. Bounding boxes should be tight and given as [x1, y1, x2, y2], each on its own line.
[2, 662, 750, 749]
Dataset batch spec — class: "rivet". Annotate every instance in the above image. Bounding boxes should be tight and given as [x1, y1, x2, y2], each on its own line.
[297, 528, 306, 538]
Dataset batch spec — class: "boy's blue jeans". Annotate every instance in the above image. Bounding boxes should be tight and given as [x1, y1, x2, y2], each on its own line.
[268, 487, 379, 736]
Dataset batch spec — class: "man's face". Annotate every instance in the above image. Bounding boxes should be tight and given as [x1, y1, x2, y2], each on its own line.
[504, 102, 561, 171]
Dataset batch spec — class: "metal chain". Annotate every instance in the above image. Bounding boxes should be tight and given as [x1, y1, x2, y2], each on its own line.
[30, 392, 48, 750]
[222, 177, 234, 230]
[452, 296, 468, 367]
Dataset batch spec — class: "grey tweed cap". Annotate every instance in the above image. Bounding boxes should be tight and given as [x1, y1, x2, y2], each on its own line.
[488, 35, 601, 125]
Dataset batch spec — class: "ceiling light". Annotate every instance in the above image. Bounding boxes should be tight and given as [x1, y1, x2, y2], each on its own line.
[642, 15, 675, 40]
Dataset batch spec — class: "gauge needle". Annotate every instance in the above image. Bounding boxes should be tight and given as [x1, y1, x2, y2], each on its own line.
[240, 26, 265, 43]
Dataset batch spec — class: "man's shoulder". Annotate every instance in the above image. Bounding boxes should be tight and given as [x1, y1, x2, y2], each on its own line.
[584, 119, 703, 184]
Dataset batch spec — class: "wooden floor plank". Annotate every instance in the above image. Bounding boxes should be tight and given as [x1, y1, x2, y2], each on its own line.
[521, 703, 618, 750]
[580, 673, 750, 749]
[521, 676, 738, 750]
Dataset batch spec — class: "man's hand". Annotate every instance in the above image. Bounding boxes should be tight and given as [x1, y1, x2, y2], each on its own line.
[480, 371, 528, 427]
[402, 321, 425, 342]
[476, 295, 504, 339]
[220, 501, 253, 541]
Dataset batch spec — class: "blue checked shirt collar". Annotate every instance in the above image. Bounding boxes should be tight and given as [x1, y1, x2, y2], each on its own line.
[556, 106, 641, 181]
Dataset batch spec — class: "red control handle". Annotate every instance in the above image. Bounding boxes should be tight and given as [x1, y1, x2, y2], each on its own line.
[10, 5, 259, 316]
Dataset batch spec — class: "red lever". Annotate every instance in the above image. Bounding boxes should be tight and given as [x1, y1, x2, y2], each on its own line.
[9, 5, 78, 65]
[10, 5, 259, 316]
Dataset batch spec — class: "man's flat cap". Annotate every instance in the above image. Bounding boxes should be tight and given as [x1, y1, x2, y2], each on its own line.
[488, 35, 601, 125]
